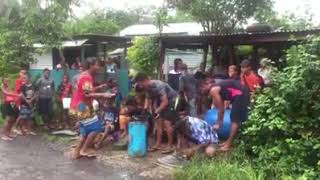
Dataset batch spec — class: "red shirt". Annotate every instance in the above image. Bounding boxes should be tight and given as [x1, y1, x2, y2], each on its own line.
[2, 86, 18, 104]
[15, 78, 23, 94]
[70, 72, 93, 109]
[59, 82, 72, 100]
[241, 71, 263, 92]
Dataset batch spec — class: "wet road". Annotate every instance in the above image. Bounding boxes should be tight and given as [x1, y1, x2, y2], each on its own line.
[0, 136, 140, 180]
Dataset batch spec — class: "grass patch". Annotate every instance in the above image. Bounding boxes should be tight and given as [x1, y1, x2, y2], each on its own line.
[173, 148, 266, 180]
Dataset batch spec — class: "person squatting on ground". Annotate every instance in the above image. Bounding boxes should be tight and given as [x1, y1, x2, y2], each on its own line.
[199, 76, 250, 151]
[94, 94, 119, 149]
[1, 78, 20, 141]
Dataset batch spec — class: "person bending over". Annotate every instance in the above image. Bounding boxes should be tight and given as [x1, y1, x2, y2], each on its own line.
[134, 73, 178, 154]
[199, 76, 250, 151]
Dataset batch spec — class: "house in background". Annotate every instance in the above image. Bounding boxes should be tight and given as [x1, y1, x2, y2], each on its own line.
[29, 34, 131, 96]
[120, 22, 205, 75]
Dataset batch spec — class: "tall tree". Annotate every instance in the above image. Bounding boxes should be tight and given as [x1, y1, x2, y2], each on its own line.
[63, 8, 142, 36]
[153, 7, 169, 35]
[167, 0, 273, 34]
[0, 0, 77, 74]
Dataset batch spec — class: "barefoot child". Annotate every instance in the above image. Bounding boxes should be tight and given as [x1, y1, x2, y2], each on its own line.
[1, 78, 20, 141]
[94, 96, 119, 149]
[17, 76, 37, 135]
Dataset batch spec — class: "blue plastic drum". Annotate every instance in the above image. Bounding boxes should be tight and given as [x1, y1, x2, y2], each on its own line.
[128, 122, 147, 157]
[204, 109, 231, 139]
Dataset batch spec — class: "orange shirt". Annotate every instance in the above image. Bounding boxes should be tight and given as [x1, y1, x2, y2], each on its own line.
[241, 71, 263, 92]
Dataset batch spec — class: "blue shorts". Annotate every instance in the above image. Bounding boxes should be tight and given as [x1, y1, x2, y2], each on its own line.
[79, 116, 104, 136]
[19, 105, 33, 120]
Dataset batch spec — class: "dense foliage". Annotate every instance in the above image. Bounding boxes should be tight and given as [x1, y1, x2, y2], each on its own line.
[63, 9, 142, 36]
[242, 37, 320, 178]
[0, 0, 76, 75]
[166, 0, 272, 33]
[127, 37, 158, 76]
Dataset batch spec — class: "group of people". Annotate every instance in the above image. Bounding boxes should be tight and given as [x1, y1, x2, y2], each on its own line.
[1, 68, 55, 140]
[1, 56, 271, 160]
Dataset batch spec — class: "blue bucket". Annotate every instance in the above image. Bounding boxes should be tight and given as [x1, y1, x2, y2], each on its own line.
[128, 122, 147, 157]
[204, 109, 231, 139]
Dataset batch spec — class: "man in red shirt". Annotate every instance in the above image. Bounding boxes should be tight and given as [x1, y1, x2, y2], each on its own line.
[240, 60, 263, 92]
[69, 58, 114, 159]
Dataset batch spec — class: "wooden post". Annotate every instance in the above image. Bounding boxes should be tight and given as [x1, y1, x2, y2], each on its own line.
[211, 44, 218, 68]
[202, 44, 209, 72]
[158, 39, 165, 80]
[103, 44, 107, 61]
[81, 45, 85, 63]
[118, 43, 129, 97]
[252, 45, 258, 71]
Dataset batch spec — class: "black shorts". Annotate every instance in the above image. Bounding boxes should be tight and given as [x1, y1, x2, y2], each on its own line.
[159, 101, 179, 122]
[230, 95, 249, 123]
[1, 103, 19, 118]
[38, 98, 53, 116]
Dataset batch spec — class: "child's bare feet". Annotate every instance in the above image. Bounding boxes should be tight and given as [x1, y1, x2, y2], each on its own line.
[14, 129, 23, 136]
[1, 135, 13, 141]
[28, 131, 37, 136]
[80, 148, 97, 157]
[161, 146, 175, 154]
[69, 149, 81, 159]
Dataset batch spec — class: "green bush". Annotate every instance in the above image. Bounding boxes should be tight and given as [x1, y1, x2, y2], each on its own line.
[242, 37, 320, 178]
[174, 148, 266, 180]
[127, 37, 158, 76]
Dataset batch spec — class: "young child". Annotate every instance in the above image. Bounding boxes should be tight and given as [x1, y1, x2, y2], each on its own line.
[17, 76, 37, 135]
[1, 78, 20, 141]
[57, 74, 72, 129]
[228, 65, 240, 80]
[94, 96, 119, 149]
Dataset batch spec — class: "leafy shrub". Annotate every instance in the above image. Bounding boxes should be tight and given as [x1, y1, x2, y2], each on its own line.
[127, 37, 158, 76]
[242, 37, 320, 178]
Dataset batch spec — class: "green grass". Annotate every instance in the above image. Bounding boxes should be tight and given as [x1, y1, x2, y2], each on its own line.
[173, 148, 266, 180]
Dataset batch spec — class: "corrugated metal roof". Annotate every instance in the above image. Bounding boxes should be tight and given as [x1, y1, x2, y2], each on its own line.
[120, 22, 203, 36]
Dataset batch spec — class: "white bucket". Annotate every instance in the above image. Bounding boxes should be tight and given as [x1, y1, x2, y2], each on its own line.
[62, 98, 71, 109]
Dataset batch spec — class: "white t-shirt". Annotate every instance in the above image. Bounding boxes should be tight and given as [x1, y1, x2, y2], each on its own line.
[258, 68, 271, 85]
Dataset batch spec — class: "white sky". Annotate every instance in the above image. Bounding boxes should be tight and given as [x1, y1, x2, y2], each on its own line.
[72, 0, 320, 24]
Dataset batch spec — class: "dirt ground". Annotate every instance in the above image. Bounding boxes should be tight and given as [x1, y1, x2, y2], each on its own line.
[46, 134, 174, 180]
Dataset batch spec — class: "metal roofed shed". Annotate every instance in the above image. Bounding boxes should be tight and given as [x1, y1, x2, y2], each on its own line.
[120, 22, 203, 37]
[156, 28, 320, 78]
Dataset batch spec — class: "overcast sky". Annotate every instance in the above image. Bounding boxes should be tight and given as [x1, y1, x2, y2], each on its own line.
[72, 0, 320, 24]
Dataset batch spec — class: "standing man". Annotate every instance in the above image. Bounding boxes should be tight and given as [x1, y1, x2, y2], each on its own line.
[168, 58, 183, 92]
[199, 76, 250, 151]
[134, 73, 178, 154]
[69, 57, 114, 158]
[36, 68, 55, 129]
[179, 64, 197, 117]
